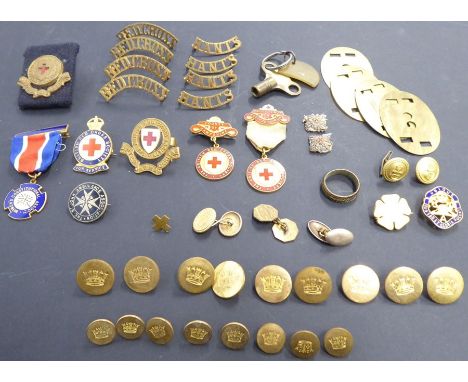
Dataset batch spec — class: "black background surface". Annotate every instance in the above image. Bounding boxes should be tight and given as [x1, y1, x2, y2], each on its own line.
[0, 22, 467, 360]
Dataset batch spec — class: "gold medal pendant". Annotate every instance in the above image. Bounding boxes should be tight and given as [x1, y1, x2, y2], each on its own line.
[190, 116, 238, 181]
[244, 105, 290, 193]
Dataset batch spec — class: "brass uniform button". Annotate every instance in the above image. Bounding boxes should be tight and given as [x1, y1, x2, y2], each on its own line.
[178, 257, 215, 294]
[183, 320, 213, 345]
[213, 260, 245, 298]
[384, 266, 423, 304]
[294, 266, 333, 304]
[27, 55, 64, 87]
[256, 322, 286, 354]
[416, 157, 440, 184]
[290, 330, 320, 359]
[123, 256, 160, 294]
[323, 327, 354, 358]
[255, 265, 292, 303]
[220, 322, 250, 350]
[427, 266, 464, 304]
[146, 317, 174, 345]
[116, 314, 145, 340]
[76, 259, 115, 296]
[86, 319, 116, 346]
[380, 151, 409, 182]
[342, 265, 380, 304]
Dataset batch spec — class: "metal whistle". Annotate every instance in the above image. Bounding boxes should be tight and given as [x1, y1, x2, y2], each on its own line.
[251, 62, 301, 98]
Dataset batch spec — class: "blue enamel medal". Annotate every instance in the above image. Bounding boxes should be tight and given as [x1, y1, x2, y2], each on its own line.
[422, 186, 463, 230]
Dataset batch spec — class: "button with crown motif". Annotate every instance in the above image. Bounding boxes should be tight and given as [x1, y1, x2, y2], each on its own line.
[146, 317, 174, 345]
[427, 266, 464, 304]
[220, 322, 250, 350]
[323, 327, 354, 358]
[342, 264, 380, 304]
[116, 314, 145, 340]
[178, 257, 215, 294]
[87, 318, 116, 346]
[256, 323, 286, 354]
[294, 266, 333, 304]
[212, 261, 245, 299]
[384, 266, 423, 304]
[123, 256, 160, 294]
[184, 320, 212, 345]
[76, 259, 115, 296]
[255, 265, 292, 304]
[290, 330, 320, 359]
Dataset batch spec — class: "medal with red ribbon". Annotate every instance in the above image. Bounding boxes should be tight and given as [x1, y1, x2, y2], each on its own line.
[4, 124, 68, 220]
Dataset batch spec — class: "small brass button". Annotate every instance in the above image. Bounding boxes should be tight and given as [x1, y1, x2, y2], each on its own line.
[290, 330, 320, 359]
[220, 322, 250, 350]
[255, 265, 292, 303]
[76, 259, 115, 296]
[427, 266, 464, 304]
[183, 320, 212, 345]
[416, 157, 440, 184]
[342, 265, 380, 304]
[323, 327, 353, 358]
[178, 257, 215, 294]
[116, 314, 145, 340]
[123, 256, 160, 294]
[384, 266, 423, 304]
[213, 260, 245, 299]
[87, 319, 116, 346]
[256, 323, 286, 354]
[294, 266, 333, 304]
[146, 316, 174, 345]
[380, 151, 409, 182]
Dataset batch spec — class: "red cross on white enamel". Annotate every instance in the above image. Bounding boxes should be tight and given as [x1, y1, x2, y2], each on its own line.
[82, 138, 102, 157]
[38, 64, 49, 75]
[143, 131, 157, 146]
[259, 168, 273, 181]
[207, 156, 222, 169]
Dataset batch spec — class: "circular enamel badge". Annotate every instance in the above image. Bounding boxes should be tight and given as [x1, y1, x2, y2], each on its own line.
[68, 182, 108, 223]
[246, 158, 286, 193]
[4, 183, 47, 220]
[73, 130, 112, 167]
[195, 147, 234, 180]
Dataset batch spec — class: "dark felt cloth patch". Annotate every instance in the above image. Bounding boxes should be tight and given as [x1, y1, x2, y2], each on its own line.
[18, 42, 80, 110]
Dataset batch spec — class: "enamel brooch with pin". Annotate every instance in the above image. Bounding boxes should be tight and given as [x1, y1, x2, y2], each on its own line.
[244, 105, 290, 193]
[190, 116, 238, 180]
[73, 116, 113, 174]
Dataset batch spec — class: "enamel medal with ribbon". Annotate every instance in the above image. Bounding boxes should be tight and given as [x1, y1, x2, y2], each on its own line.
[244, 105, 290, 192]
[4, 124, 68, 220]
[190, 116, 238, 180]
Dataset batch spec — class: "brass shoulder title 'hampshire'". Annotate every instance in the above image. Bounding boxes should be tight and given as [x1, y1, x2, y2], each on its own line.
[192, 36, 242, 55]
[186, 55, 238, 74]
[184, 69, 237, 89]
[177, 89, 234, 110]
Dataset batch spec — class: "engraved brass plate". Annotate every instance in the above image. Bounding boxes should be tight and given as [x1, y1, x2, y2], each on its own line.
[99, 74, 169, 102]
[184, 69, 237, 89]
[177, 89, 234, 110]
[192, 36, 242, 55]
[321, 47, 374, 87]
[379, 90, 441, 155]
[110, 37, 174, 65]
[116, 23, 178, 50]
[104, 55, 171, 82]
[186, 54, 238, 74]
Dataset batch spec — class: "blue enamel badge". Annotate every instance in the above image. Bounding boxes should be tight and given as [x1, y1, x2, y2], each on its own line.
[4, 183, 47, 220]
[422, 186, 463, 230]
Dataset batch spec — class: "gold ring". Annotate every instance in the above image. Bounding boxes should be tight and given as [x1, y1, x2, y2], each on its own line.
[321, 169, 360, 203]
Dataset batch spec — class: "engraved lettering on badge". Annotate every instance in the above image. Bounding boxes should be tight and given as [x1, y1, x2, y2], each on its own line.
[184, 69, 237, 89]
[92, 326, 111, 340]
[300, 277, 326, 295]
[117, 23, 178, 50]
[190, 328, 208, 340]
[104, 55, 171, 82]
[110, 37, 174, 64]
[186, 55, 238, 74]
[129, 266, 152, 284]
[295, 340, 313, 354]
[82, 269, 109, 287]
[177, 89, 234, 110]
[99, 74, 169, 102]
[192, 36, 242, 55]
[262, 331, 280, 346]
[226, 329, 244, 343]
[391, 277, 416, 296]
[122, 322, 140, 334]
[329, 336, 347, 350]
[261, 275, 285, 294]
[186, 266, 210, 286]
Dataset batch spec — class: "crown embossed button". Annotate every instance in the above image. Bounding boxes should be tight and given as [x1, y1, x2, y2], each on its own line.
[427, 266, 464, 304]
[178, 257, 215, 294]
[342, 264, 380, 304]
[294, 266, 333, 304]
[384, 266, 423, 304]
[255, 265, 292, 303]
[323, 327, 354, 358]
[87, 319, 116, 346]
[146, 317, 174, 345]
[220, 322, 250, 350]
[116, 314, 145, 340]
[184, 320, 212, 345]
[76, 259, 115, 296]
[212, 261, 245, 299]
[256, 323, 286, 354]
[124, 256, 160, 294]
[290, 330, 320, 359]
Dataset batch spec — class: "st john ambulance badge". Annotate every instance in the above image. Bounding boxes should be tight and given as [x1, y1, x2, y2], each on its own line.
[68, 182, 108, 223]
[73, 116, 113, 174]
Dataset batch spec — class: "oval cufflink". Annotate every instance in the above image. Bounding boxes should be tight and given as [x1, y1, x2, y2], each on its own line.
[307, 220, 353, 246]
